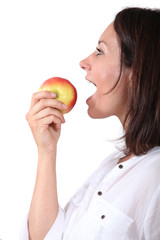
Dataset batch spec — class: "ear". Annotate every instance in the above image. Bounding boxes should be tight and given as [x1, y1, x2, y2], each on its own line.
[129, 70, 133, 81]
[126, 68, 133, 85]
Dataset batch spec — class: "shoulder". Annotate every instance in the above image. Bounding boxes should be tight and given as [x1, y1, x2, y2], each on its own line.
[146, 146, 160, 158]
[137, 147, 160, 187]
[143, 146, 160, 168]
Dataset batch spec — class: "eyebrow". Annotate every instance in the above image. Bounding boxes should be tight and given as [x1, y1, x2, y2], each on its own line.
[98, 40, 107, 45]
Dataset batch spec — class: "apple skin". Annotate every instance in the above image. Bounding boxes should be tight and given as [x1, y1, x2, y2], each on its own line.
[39, 77, 77, 114]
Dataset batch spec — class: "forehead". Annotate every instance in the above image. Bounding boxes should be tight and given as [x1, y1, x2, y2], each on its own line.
[99, 22, 120, 49]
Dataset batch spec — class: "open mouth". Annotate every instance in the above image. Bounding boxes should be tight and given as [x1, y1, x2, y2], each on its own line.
[87, 79, 97, 91]
[86, 79, 96, 87]
[86, 79, 97, 103]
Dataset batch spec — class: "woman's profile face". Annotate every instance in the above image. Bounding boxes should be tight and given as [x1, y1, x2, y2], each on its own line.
[80, 22, 131, 123]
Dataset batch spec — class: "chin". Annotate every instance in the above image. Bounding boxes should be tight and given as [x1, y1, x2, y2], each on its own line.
[87, 108, 108, 119]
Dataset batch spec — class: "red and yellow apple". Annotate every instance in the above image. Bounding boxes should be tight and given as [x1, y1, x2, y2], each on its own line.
[39, 77, 77, 114]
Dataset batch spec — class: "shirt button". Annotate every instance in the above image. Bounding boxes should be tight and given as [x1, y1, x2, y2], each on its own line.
[97, 191, 102, 196]
[119, 164, 123, 169]
[101, 215, 105, 219]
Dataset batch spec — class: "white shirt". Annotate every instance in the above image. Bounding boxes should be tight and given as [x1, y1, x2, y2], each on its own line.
[20, 146, 160, 240]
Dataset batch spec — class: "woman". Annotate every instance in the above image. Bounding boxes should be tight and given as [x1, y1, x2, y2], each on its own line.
[21, 7, 160, 240]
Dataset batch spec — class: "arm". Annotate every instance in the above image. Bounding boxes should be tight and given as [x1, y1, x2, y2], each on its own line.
[25, 91, 67, 240]
[28, 150, 58, 240]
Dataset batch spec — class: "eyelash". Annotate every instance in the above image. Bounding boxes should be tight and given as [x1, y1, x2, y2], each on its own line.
[96, 47, 103, 56]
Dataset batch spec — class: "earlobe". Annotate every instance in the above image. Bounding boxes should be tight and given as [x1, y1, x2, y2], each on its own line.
[125, 69, 132, 86]
[128, 70, 133, 82]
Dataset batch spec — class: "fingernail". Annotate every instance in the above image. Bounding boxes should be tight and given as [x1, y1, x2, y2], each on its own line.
[62, 104, 68, 109]
[50, 92, 56, 97]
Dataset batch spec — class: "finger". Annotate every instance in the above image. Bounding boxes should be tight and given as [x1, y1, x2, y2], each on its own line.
[31, 98, 68, 115]
[54, 123, 61, 131]
[33, 107, 65, 123]
[30, 91, 57, 109]
[40, 114, 62, 126]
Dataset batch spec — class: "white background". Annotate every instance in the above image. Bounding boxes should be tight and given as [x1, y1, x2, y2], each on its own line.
[0, 0, 159, 239]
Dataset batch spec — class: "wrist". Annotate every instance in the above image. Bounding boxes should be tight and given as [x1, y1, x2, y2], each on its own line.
[38, 147, 57, 161]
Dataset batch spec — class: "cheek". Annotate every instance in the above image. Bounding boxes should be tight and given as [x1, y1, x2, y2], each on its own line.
[97, 63, 120, 93]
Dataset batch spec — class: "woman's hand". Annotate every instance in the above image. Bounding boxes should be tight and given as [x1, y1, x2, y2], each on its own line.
[25, 90, 67, 153]
[26, 91, 65, 239]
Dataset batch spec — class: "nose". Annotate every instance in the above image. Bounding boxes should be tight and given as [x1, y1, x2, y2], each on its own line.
[79, 57, 91, 71]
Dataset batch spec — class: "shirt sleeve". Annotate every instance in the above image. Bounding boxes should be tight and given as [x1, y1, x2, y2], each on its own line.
[44, 207, 65, 240]
[19, 206, 65, 240]
[143, 185, 160, 240]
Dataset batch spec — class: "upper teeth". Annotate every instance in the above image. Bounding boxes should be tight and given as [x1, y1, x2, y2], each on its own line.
[87, 80, 96, 86]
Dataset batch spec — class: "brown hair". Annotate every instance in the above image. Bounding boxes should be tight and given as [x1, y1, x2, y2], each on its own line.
[114, 7, 160, 155]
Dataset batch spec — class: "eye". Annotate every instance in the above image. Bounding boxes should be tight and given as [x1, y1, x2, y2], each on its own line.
[96, 47, 103, 56]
